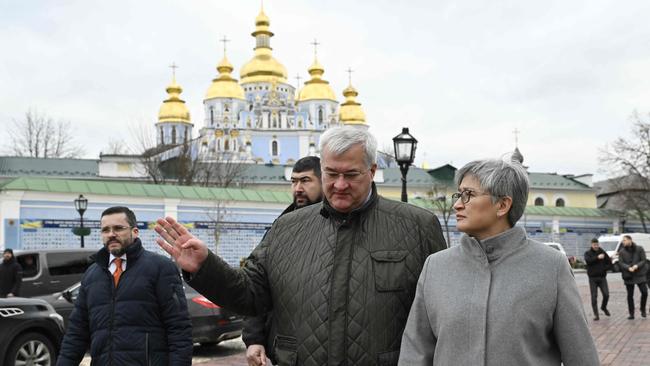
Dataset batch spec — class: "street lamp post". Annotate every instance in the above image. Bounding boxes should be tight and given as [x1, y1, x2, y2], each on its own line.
[392, 127, 418, 203]
[74, 195, 88, 248]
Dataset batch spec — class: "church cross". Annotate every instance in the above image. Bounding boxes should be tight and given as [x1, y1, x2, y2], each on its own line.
[310, 38, 320, 59]
[220, 35, 230, 56]
[346, 67, 354, 85]
[295, 74, 302, 87]
[513, 128, 520, 147]
[169, 62, 179, 81]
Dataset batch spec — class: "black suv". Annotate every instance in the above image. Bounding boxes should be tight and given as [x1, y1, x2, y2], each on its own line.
[0, 297, 65, 366]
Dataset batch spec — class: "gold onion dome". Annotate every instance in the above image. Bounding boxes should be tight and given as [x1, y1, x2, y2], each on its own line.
[158, 80, 191, 123]
[296, 59, 337, 102]
[339, 84, 366, 125]
[205, 56, 245, 100]
[240, 9, 288, 84]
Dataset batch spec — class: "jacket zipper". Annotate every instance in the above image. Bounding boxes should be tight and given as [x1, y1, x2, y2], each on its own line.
[146, 333, 150, 366]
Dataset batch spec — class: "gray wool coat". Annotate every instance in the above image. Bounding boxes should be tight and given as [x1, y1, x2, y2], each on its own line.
[398, 227, 599, 366]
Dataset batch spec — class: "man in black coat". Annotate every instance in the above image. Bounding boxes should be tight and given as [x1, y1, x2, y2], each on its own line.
[584, 238, 611, 320]
[0, 248, 22, 298]
[618, 234, 648, 319]
[57, 206, 192, 366]
[244, 156, 323, 366]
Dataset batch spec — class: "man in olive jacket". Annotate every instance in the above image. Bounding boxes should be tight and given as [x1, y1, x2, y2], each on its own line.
[156, 127, 447, 366]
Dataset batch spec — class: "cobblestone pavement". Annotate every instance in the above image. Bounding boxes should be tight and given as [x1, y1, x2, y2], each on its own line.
[576, 272, 650, 365]
[198, 272, 650, 365]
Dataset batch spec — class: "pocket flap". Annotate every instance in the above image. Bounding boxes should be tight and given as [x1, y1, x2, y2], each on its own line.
[371, 250, 408, 262]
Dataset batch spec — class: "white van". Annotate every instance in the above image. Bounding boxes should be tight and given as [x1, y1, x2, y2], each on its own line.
[597, 233, 650, 265]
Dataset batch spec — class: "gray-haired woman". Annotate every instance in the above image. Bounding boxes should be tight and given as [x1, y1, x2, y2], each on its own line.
[398, 159, 599, 365]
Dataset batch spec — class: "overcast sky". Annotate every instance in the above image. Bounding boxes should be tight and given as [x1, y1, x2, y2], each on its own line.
[2, 0, 650, 180]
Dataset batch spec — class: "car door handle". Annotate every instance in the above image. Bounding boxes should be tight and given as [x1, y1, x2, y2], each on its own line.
[50, 280, 61, 284]
[32, 282, 43, 285]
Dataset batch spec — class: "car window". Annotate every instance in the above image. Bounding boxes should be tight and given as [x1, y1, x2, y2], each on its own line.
[47, 252, 93, 276]
[17, 254, 39, 278]
[549, 244, 560, 251]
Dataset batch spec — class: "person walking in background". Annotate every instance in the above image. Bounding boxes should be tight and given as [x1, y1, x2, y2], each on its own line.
[618, 234, 648, 319]
[57, 206, 192, 366]
[584, 238, 611, 320]
[0, 248, 22, 298]
[156, 126, 447, 366]
[244, 156, 323, 366]
[399, 158, 598, 366]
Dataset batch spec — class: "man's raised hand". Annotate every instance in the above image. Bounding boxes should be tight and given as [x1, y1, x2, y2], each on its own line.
[155, 216, 209, 273]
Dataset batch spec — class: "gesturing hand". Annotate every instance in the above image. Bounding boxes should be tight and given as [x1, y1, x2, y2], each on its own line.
[246, 345, 267, 366]
[155, 216, 209, 273]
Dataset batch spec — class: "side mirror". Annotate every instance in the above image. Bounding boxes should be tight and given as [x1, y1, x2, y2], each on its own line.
[62, 290, 73, 303]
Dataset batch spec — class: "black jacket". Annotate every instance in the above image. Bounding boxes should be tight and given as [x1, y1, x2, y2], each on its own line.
[186, 186, 447, 366]
[619, 243, 648, 285]
[0, 257, 22, 297]
[584, 248, 611, 278]
[57, 239, 192, 366]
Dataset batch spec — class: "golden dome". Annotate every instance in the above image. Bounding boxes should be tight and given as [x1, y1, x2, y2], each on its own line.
[339, 84, 366, 125]
[240, 9, 288, 84]
[158, 80, 191, 123]
[205, 56, 245, 100]
[296, 59, 337, 102]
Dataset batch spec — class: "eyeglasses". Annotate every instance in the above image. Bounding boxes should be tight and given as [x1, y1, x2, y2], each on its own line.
[451, 190, 492, 204]
[100, 225, 132, 235]
[322, 169, 367, 182]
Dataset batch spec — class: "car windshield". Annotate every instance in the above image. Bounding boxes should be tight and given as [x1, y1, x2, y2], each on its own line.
[599, 240, 619, 252]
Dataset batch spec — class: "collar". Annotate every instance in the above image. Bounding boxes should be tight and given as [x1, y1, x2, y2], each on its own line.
[319, 182, 378, 222]
[460, 226, 528, 264]
[109, 253, 127, 265]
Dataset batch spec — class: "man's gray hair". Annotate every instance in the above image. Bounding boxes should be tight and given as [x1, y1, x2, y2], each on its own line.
[319, 126, 377, 167]
[455, 159, 529, 227]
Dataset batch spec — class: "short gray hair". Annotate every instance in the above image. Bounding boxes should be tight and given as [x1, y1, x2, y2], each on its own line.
[455, 159, 529, 227]
[319, 126, 377, 167]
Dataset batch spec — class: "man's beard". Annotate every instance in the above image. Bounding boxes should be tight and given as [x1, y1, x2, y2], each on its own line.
[105, 236, 133, 256]
[294, 194, 322, 208]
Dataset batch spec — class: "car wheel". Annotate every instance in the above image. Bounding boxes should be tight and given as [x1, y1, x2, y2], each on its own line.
[4, 332, 56, 366]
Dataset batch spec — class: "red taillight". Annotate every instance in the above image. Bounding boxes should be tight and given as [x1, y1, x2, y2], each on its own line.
[192, 296, 221, 309]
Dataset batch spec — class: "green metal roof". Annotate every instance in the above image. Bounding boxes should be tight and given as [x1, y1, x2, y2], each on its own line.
[528, 172, 592, 191]
[410, 197, 616, 218]
[0, 156, 98, 178]
[0, 177, 292, 204]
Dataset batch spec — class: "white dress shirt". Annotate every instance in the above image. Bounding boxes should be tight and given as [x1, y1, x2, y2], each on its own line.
[108, 253, 127, 275]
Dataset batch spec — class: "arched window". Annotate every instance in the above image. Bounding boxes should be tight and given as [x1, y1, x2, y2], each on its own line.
[217, 139, 222, 151]
[534, 197, 544, 206]
[318, 107, 323, 125]
[184, 128, 188, 141]
[232, 139, 238, 151]
[210, 106, 214, 126]
[272, 140, 278, 156]
[555, 198, 565, 207]
[171, 126, 177, 144]
[159, 126, 164, 144]
[224, 138, 230, 151]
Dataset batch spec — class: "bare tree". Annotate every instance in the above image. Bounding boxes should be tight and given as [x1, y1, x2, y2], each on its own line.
[206, 200, 229, 254]
[426, 184, 455, 245]
[7, 109, 85, 158]
[130, 120, 248, 187]
[103, 138, 129, 155]
[600, 111, 650, 232]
